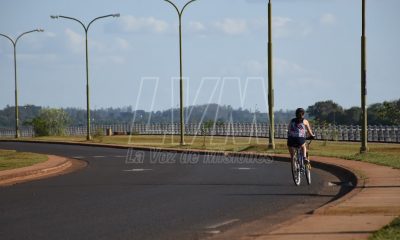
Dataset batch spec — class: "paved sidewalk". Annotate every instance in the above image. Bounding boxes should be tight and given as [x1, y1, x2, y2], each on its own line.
[0, 155, 72, 186]
[249, 155, 400, 240]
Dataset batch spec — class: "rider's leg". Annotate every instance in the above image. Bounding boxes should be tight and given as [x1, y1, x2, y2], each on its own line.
[288, 146, 294, 159]
[287, 137, 294, 159]
[301, 143, 307, 160]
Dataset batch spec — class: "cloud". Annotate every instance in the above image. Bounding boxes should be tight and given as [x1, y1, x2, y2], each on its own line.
[214, 18, 248, 35]
[219, 59, 265, 76]
[243, 60, 265, 75]
[273, 17, 292, 28]
[274, 58, 329, 87]
[44, 32, 57, 38]
[320, 13, 336, 26]
[221, 58, 322, 85]
[14, 53, 58, 63]
[241, 58, 311, 77]
[188, 21, 206, 33]
[63, 29, 128, 66]
[275, 58, 308, 76]
[272, 17, 293, 38]
[118, 16, 169, 34]
[64, 28, 84, 53]
[269, 17, 313, 38]
[218, 58, 321, 83]
[115, 37, 130, 50]
[64, 28, 104, 52]
[108, 14, 311, 39]
[93, 55, 126, 65]
[210, 16, 311, 38]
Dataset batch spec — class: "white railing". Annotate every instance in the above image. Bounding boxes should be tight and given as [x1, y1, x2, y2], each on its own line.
[1, 123, 399, 143]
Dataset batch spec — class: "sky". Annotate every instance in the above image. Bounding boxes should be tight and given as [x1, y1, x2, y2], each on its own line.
[0, 0, 399, 112]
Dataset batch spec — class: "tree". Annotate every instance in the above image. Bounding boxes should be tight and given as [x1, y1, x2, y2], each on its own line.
[307, 100, 344, 124]
[29, 109, 71, 136]
[342, 107, 361, 125]
[378, 100, 400, 125]
[368, 100, 400, 125]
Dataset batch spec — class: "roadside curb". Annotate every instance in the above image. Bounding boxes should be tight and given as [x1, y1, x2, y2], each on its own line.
[0, 154, 72, 186]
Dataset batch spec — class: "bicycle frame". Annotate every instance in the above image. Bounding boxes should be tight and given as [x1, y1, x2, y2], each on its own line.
[291, 139, 312, 186]
[297, 148, 305, 171]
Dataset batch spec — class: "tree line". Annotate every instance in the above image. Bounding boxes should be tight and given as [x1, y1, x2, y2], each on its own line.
[307, 99, 400, 125]
[0, 104, 293, 128]
[0, 99, 399, 129]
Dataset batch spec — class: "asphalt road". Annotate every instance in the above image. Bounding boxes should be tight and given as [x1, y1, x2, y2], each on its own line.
[0, 142, 343, 240]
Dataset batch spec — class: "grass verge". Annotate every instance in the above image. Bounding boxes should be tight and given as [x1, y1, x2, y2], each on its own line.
[369, 217, 400, 240]
[0, 149, 48, 171]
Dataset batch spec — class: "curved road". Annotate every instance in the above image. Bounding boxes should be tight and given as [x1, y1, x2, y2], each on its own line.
[0, 142, 343, 240]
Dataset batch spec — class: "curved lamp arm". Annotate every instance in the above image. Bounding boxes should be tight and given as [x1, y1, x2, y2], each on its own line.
[1, 29, 43, 47]
[164, 0, 197, 17]
[87, 13, 120, 31]
[181, 0, 197, 15]
[51, 15, 87, 31]
[15, 29, 44, 45]
[164, 0, 181, 16]
[0, 33, 15, 46]
[51, 14, 119, 32]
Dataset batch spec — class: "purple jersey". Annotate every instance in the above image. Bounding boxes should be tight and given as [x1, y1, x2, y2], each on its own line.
[288, 118, 306, 138]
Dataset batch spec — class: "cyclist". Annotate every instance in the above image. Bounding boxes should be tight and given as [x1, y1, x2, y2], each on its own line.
[287, 108, 315, 164]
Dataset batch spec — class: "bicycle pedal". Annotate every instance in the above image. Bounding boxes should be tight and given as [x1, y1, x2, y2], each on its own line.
[306, 163, 312, 170]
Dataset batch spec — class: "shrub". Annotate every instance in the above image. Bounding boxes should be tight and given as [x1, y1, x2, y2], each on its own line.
[30, 109, 71, 136]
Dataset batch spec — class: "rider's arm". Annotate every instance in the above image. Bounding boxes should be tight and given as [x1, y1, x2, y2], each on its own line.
[304, 119, 314, 137]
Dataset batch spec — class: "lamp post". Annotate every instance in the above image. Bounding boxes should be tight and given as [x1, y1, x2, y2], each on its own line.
[164, 0, 198, 146]
[360, 0, 368, 153]
[267, 0, 275, 149]
[0, 29, 44, 138]
[51, 14, 120, 141]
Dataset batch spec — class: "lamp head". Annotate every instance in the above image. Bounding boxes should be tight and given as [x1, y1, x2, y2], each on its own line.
[36, 29, 45, 32]
[50, 15, 59, 19]
[112, 13, 120, 17]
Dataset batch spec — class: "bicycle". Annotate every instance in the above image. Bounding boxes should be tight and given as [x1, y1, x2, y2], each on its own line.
[291, 136, 314, 186]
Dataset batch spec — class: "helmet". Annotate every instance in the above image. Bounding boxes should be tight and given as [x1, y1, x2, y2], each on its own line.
[295, 108, 305, 119]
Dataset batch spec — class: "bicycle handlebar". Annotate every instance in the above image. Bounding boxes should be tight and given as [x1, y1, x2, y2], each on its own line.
[306, 135, 315, 140]
[306, 135, 315, 148]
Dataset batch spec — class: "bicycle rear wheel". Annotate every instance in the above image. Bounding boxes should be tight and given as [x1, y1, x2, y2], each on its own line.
[291, 150, 301, 186]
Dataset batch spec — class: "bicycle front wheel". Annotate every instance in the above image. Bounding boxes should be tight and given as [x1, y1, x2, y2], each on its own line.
[305, 161, 311, 185]
[291, 150, 301, 186]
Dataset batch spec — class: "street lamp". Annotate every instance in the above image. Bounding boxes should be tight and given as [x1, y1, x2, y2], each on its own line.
[267, 0, 275, 149]
[0, 29, 44, 138]
[360, 0, 368, 153]
[51, 14, 120, 141]
[164, 0, 198, 146]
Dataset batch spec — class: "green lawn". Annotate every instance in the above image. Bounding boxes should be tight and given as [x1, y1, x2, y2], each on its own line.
[0, 149, 48, 171]
[262, 140, 400, 169]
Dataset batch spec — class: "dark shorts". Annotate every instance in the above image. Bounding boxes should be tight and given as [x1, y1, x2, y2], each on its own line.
[287, 137, 306, 148]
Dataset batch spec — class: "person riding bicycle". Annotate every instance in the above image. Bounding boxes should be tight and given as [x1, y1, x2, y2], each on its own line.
[287, 108, 315, 164]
